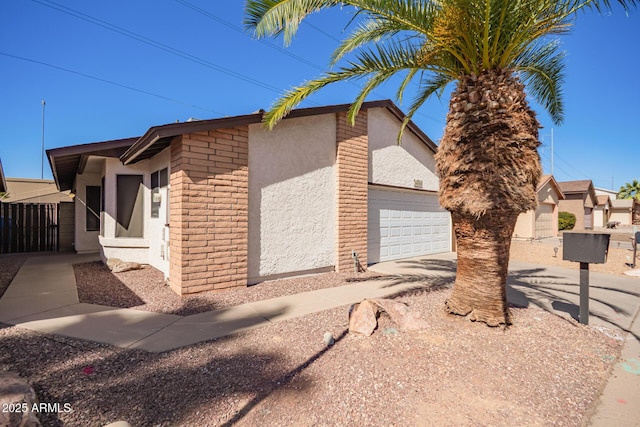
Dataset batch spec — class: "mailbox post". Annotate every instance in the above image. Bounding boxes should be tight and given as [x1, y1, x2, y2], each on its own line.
[633, 232, 639, 269]
[562, 232, 610, 325]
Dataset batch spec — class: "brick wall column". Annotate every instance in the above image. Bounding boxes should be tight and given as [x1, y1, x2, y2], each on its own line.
[335, 111, 368, 272]
[169, 127, 249, 295]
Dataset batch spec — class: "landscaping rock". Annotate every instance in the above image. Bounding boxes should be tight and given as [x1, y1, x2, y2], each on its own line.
[0, 372, 42, 427]
[348, 300, 378, 336]
[106, 258, 123, 271]
[322, 332, 335, 346]
[348, 299, 429, 336]
[369, 299, 430, 331]
[111, 262, 142, 273]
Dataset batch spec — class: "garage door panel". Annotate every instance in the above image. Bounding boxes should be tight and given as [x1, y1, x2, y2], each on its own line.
[535, 204, 554, 238]
[368, 188, 451, 263]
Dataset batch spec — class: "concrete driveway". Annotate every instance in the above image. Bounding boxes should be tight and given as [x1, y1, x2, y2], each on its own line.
[369, 252, 640, 332]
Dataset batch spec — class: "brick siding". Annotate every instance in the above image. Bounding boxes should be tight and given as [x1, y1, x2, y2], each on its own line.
[169, 127, 249, 295]
[335, 111, 368, 272]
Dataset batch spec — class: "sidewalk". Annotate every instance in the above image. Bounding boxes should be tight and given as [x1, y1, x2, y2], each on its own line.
[0, 253, 429, 352]
[1, 252, 638, 425]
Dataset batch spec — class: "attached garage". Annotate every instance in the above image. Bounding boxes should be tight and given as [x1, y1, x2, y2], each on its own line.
[514, 175, 564, 239]
[368, 187, 450, 263]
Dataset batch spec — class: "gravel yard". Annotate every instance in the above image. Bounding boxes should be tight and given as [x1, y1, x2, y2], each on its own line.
[510, 240, 639, 276]
[0, 253, 27, 297]
[0, 252, 627, 426]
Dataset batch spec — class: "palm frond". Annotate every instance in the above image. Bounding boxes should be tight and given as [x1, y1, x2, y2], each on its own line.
[264, 39, 429, 128]
[398, 72, 454, 142]
[244, 0, 340, 45]
[516, 40, 566, 124]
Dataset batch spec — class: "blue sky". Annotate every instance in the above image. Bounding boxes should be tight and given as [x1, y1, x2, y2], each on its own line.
[1, 1, 638, 191]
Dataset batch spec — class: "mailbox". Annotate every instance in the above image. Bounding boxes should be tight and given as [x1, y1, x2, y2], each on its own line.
[562, 232, 610, 264]
[636, 232, 640, 244]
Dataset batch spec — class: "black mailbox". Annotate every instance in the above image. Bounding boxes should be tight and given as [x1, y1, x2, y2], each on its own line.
[562, 232, 610, 264]
[636, 232, 640, 244]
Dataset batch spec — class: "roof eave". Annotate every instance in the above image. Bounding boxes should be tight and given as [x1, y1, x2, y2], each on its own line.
[120, 99, 440, 164]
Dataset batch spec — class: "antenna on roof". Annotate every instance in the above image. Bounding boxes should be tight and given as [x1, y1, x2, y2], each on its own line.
[41, 100, 46, 179]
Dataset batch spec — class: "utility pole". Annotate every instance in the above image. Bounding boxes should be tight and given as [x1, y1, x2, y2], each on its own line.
[550, 128, 554, 176]
[41, 100, 46, 179]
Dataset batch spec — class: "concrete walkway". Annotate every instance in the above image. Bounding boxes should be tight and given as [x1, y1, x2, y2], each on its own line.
[1, 252, 639, 425]
[0, 253, 428, 352]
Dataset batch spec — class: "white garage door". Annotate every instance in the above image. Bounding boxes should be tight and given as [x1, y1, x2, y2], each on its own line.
[535, 203, 554, 238]
[368, 188, 450, 263]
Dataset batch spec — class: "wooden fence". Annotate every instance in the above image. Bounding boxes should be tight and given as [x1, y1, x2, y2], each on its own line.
[0, 203, 58, 253]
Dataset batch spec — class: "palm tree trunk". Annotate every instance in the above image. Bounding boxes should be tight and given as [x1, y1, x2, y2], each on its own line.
[446, 210, 517, 325]
[435, 68, 542, 326]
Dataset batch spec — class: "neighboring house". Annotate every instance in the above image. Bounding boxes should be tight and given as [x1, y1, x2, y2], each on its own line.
[557, 180, 598, 230]
[0, 174, 75, 252]
[594, 195, 611, 228]
[0, 158, 7, 196]
[609, 198, 636, 225]
[514, 175, 564, 239]
[594, 187, 618, 198]
[1, 178, 72, 204]
[48, 100, 452, 295]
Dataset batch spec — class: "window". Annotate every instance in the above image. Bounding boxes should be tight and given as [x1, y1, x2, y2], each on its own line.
[116, 175, 144, 238]
[85, 186, 101, 231]
[151, 168, 168, 218]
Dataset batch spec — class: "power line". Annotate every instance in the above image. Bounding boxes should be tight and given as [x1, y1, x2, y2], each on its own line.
[0, 51, 227, 116]
[173, 0, 325, 72]
[32, 0, 319, 106]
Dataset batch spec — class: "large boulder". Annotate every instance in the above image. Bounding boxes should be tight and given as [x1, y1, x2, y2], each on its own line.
[0, 372, 41, 427]
[106, 258, 123, 271]
[348, 300, 379, 336]
[111, 262, 142, 273]
[348, 298, 429, 336]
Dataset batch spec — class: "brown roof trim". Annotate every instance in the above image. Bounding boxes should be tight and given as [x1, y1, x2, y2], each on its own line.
[0, 158, 6, 194]
[47, 137, 138, 191]
[121, 99, 439, 165]
[368, 182, 439, 195]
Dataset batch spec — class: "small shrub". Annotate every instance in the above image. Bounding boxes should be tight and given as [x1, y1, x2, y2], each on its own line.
[558, 211, 576, 230]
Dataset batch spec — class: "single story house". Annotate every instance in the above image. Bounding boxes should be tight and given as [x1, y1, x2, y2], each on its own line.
[594, 195, 611, 228]
[609, 198, 636, 225]
[48, 100, 452, 295]
[557, 180, 598, 230]
[514, 175, 564, 239]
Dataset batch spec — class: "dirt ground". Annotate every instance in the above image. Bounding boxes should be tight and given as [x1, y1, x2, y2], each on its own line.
[510, 240, 639, 277]
[0, 253, 628, 426]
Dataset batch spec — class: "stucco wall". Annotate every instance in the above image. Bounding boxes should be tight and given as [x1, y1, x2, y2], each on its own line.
[594, 207, 607, 227]
[146, 148, 171, 277]
[74, 172, 102, 253]
[558, 197, 586, 230]
[514, 210, 535, 238]
[367, 107, 438, 191]
[248, 114, 336, 282]
[538, 181, 560, 205]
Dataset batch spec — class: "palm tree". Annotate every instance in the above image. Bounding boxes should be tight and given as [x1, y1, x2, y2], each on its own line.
[618, 179, 640, 200]
[244, 0, 635, 326]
